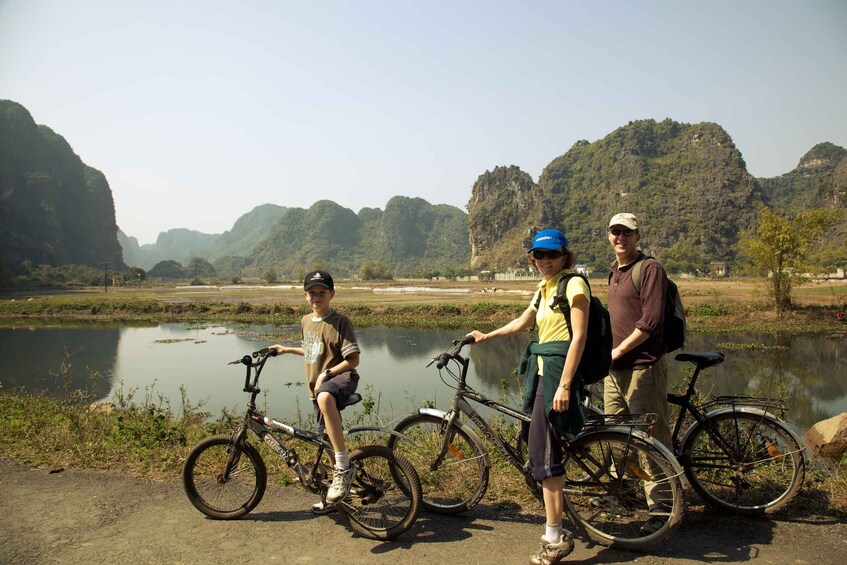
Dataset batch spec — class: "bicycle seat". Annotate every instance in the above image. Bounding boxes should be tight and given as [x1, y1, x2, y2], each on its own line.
[674, 351, 725, 368]
[338, 392, 363, 408]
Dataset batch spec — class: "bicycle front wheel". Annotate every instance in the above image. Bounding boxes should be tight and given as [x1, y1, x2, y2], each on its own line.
[338, 445, 422, 541]
[563, 430, 684, 551]
[388, 413, 489, 514]
[183, 434, 267, 519]
[682, 411, 805, 515]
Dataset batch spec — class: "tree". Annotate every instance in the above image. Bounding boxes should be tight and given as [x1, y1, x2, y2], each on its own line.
[187, 257, 217, 279]
[148, 260, 186, 279]
[127, 267, 146, 283]
[738, 207, 841, 316]
[359, 261, 392, 280]
[263, 268, 279, 284]
[660, 241, 708, 275]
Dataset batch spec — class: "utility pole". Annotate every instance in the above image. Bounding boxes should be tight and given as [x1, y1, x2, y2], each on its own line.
[102, 261, 109, 293]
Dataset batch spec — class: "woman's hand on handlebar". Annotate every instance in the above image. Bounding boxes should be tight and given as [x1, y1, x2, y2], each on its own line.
[466, 330, 486, 343]
[268, 344, 286, 355]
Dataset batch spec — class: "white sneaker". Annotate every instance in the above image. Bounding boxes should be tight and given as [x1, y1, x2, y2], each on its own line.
[310, 500, 338, 515]
[326, 465, 356, 503]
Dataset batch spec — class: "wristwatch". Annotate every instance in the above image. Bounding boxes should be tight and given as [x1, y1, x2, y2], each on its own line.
[324, 369, 334, 379]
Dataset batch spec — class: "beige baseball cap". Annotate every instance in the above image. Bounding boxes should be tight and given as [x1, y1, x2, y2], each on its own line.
[608, 213, 638, 230]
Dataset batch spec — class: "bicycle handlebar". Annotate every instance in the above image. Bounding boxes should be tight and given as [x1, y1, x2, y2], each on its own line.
[228, 348, 278, 366]
[430, 335, 476, 369]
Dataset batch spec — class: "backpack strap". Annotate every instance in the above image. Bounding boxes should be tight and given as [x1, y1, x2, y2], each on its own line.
[532, 272, 583, 337]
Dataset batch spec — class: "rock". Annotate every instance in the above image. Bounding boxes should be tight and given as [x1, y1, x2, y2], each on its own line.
[87, 402, 116, 414]
[805, 412, 847, 459]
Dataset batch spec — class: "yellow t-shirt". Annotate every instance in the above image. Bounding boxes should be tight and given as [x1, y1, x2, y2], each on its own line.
[530, 271, 590, 375]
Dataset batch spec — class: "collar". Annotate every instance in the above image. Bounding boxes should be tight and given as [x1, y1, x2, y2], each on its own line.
[537, 269, 568, 291]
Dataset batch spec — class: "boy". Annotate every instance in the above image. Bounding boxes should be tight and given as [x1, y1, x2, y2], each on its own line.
[270, 270, 361, 513]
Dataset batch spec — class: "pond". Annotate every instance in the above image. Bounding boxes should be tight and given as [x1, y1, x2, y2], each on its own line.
[1, 321, 845, 432]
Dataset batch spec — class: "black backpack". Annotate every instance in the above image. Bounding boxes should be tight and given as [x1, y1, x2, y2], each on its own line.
[533, 273, 613, 385]
[626, 256, 686, 353]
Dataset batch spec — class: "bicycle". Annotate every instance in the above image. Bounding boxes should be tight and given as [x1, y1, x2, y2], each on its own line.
[589, 351, 806, 515]
[183, 348, 422, 541]
[387, 336, 686, 550]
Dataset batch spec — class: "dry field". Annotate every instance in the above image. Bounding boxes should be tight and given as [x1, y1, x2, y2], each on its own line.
[30, 277, 844, 308]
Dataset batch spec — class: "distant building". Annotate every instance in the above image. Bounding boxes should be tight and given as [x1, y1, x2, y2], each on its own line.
[575, 264, 589, 275]
[711, 261, 728, 277]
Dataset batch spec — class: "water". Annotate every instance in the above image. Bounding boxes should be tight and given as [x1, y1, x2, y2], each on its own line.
[1, 321, 845, 431]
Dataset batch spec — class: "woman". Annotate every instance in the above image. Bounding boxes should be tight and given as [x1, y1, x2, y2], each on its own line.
[468, 228, 588, 565]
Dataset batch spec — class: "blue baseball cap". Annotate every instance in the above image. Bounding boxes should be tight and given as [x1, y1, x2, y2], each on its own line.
[529, 228, 568, 252]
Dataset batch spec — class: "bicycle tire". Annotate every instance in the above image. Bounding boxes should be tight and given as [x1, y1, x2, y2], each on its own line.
[337, 445, 422, 541]
[183, 434, 267, 519]
[681, 410, 805, 515]
[388, 413, 489, 514]
[563, 430, 685, 551]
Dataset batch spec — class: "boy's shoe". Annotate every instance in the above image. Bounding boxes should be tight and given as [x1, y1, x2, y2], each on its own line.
[326, 465, 356, 503]
[310, 500, 338, 515]
[529, 535, 574, 565]
[639, 515, 667, 535]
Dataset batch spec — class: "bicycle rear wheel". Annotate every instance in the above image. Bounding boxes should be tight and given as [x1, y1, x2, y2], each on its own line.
[387, 413, 489, 514]
[681, 411, 805, 515]
[183, 434, 267, 519]
[563, 430, 684, 551]
[338, 445, 422, 541]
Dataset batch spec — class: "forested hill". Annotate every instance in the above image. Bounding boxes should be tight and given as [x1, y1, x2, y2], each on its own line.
[245, 197, 470, 278]
[758, 142, 847, 213]
[468, 119, 845, 272]
[0, 100, 125, 273]
[3, 99, 844, 279]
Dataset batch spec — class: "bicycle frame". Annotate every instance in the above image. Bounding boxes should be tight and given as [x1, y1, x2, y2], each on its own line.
[226, 349, 396, 492]
[417, 340, 681, 479]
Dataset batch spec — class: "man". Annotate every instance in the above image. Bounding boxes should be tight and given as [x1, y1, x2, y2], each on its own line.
[605, 212, 671, 534]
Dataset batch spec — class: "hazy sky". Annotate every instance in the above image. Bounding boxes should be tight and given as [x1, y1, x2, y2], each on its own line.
[2, 1, 845, 244]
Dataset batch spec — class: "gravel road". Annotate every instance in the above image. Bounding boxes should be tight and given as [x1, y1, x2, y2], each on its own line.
[2, 459, 845, 564]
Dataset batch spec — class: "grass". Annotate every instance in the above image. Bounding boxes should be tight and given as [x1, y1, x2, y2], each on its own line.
[1, 379, 844, 517]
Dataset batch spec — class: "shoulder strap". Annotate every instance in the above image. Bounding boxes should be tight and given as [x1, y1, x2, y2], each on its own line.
[630, 253, 652, 295]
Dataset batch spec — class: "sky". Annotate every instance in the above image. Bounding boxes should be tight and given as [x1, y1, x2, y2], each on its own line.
[1, 1, 846, 245]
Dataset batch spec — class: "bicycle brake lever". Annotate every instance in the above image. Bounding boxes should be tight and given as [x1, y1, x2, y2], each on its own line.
[425, 358, 437, 368]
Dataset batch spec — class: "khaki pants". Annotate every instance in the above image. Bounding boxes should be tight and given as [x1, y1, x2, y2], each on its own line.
[604, 359, 672, 510]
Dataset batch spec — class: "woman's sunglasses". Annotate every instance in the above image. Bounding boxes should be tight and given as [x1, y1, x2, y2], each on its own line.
[531, 249, 564, 260]
[609, 228, 636, 237]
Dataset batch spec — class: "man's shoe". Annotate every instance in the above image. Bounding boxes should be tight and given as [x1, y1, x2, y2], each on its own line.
[639, 515, 668, 535]
[310, 500, 338, 515]
[529, 535, 574, 565]
[325, 465, 356, 503]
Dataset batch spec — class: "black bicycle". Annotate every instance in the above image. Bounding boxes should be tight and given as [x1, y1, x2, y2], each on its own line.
[670, 352, 805, 514]
[183, 348, 422, 541]
[388, 336, 686, 550]
[588, 351, 806, 515]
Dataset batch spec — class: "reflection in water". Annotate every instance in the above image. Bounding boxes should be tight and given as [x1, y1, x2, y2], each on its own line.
[0, 323, 844, 430]
[0, 326, 117, 400]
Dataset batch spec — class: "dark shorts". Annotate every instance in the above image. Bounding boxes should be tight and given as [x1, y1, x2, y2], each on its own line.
[312, 371, 360, 435]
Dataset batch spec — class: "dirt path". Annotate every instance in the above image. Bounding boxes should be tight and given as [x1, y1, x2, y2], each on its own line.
[2, 459, 845, 565]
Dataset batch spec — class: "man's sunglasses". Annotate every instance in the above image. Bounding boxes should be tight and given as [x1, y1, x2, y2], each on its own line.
[531, 249, 564, 260]
[609, 228, 636, 237]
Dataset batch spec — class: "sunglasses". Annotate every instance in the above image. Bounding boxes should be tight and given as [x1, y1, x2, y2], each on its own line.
[531, 249, 564, 260]
[609, 228, 636, 237]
